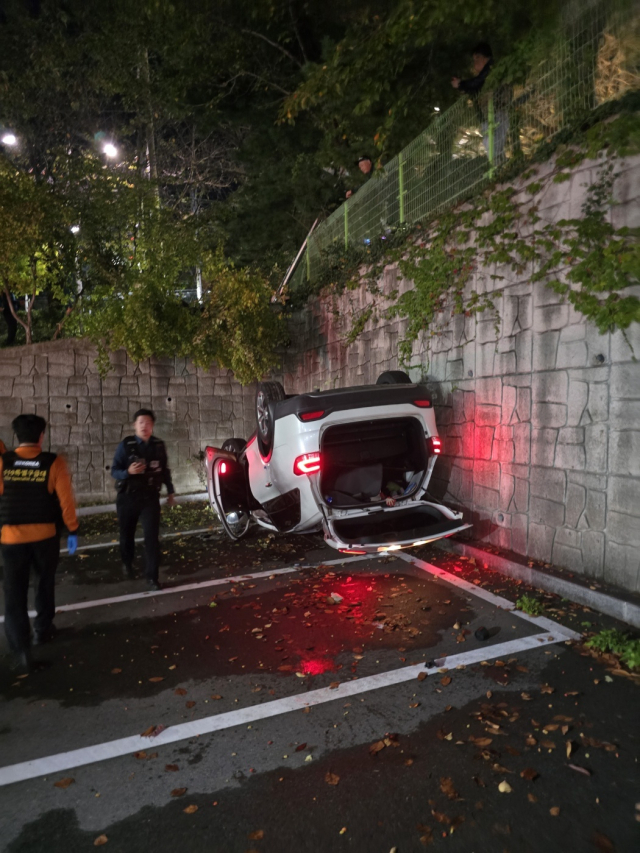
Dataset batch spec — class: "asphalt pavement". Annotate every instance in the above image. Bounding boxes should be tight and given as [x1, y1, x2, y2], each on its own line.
[0, 525, 638, 853]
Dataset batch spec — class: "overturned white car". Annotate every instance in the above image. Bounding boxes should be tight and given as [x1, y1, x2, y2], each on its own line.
[205, 372, 470, 555]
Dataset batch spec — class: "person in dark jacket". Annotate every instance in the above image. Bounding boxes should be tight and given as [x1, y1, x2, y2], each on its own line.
[452, 42, 509, 160]
[111, 409, 175, 590]
[0, 414, 79, 672]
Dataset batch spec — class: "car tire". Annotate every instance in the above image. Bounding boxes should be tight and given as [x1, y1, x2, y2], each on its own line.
[376, 370, 412, 385]
[256, 381, 286, 456]
[221, 438, 247, 455]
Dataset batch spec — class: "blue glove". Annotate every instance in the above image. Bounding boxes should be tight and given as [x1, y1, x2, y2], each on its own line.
[67, 534, 78, 555]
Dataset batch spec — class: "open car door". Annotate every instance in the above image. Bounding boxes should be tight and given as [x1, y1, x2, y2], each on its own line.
[205, 446, 251, 541]
[322, 498, 471, 554]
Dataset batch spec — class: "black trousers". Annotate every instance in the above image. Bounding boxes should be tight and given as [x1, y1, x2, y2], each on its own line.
[116, 489, 161, 581]
[2, 536, 60, 653]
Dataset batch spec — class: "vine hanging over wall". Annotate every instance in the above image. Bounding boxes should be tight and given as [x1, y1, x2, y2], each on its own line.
[315, 109, 640, 364]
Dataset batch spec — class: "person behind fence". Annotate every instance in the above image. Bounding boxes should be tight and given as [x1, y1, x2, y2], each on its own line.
[0, 414, 79, 673]
[345, 155, 373, 198]
[451, 42, 509, 160]
[111, 409, 175, 590]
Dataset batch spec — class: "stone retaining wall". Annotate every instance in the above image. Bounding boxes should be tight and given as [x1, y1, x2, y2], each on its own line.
[0, 340, 256, 500]
[277, 152, 640, 593]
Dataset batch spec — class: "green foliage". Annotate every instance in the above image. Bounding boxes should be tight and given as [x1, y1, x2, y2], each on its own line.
[586, 629, 640, 670]
[516, 595, 546, 616]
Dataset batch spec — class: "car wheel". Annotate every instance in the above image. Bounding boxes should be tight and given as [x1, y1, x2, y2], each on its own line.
[221, 438, 247, 455]
[376, 370, 412, 385]
[256, 381, 285, 455]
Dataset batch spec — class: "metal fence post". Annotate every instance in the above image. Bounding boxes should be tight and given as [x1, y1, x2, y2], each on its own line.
[488, 94, 495, 176]
[344, 200, 349, 250]
[398, 154, 405, 224]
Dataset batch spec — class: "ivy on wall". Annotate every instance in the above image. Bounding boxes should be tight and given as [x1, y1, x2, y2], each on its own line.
[303, 108, 640, 364]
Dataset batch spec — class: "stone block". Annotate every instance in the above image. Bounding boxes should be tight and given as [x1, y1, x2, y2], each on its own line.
[532, 370, 568, 403]
[473, 484, 499, 511]
[586, 383, 609, 424]
[492, 439, 515, 464]
[530, 466, 566, 502]
[606, 510, 640, 547]
[475, 405, 501, 427]
[604, 541, 640, 592]
[556, 340, 587, 369]
[532, 331, 560, 371]
[585, 489, 606, 530]
[532, 402, 567, 429]
[475, 377, 502, 407]
[554, 442, 586, 471]
[477, 342, 495, 377]
[530, 496, 565, 527]
[528, 522, 555, 562]
[584, 424, 608, 473]
[0, 377, 16, 395]
[511, 513, 528, 554]
[565, 483, 586, 528]
[463, 392, 475, 422]
[500, 473, 515, 510]
[608, 476, 640, 516]
[515, 328, 533, 374]
[609, 399, 640, 431]
[581, 530, 605, 577]
[474, 460, 501, 491]
[515, 387, 531, 423]
[566, 380, 588, 427]
[452, 390, 465, 424]
[610, 363, 640, 400]
[533, 303, 569, 333]
[552, 541, 584, 572]
[474, 426, 494, 460]
[501, 385, 516, 425]
[495, 425, 513, 441]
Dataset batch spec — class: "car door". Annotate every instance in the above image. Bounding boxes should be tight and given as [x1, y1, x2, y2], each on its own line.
[204, 446, 251, 541]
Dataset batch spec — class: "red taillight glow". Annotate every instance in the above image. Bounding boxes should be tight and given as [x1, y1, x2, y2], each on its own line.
[293, 452, 321, 475]
[299, 410, 326, 422]
[413, 399, 432, 408]
[429, 436, 442, 455]
[339, 548, 367, 555]
[219, 461, 228, 474]
[206, 446, 215, 461]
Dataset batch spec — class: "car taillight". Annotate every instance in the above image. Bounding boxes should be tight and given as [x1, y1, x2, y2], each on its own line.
[299, 410, 326, 422]
[219, 461, 228, 474]
[413, 399, 432, 408]
[429, 436, 442, 455]
[293, 452, 321, 475]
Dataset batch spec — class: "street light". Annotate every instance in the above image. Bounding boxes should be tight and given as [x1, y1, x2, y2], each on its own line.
[70, 225, 80, 234]
[103, 142, 118, 158]
[1, 133, 17, 146]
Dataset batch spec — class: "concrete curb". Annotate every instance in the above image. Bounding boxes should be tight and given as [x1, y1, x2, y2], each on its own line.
[77, 492, 208, 517]
[438, 539, 640, 630]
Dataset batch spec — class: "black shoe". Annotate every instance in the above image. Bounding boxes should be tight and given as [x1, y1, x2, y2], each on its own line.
[146, 579, 162, 591]
[10, 650, 33, 673]
[34, 625, 58, 646]
[123, 563, 135, 579]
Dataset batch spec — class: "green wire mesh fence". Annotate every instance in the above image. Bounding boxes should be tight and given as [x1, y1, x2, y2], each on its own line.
[287, 0, 640, 295]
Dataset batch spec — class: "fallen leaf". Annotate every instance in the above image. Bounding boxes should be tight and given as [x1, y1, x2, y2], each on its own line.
[174, 688, 187, 696]
[183, 805, 198, 814]
[171, 788, 187, 797]
[168, 665, 177, 670]
[185, 701, 196, 709]
[520, 767, 539, 781]
[329, 681, 340, 689]
[325, 772, 340, 786]
[404, 759, 414, 766]
[93, 835, 108, 847]
[211, 695, 222, 700]
[148, 677, 164, 683]
[418, 825, 433, 845]
[540, 684, 555, 694]
[440, 676, 452, 686]
[549, 807, 560, 816]
[417, 672, 427, 682]
[133, 751, 147, 760]
[295, 743, 307, 752]
[469, 737, 492, 748]
[527, 793, 537, 803]
[165, 764, 179, 772]
[592, 831, 615, 852]
[248, 830, 265, 840]
[568, 764, 591, 777]
[498, 781, 512, 793]
[111, 668, 122, 675]
[409, 702, 420, 708]
[440, 777, 459, 800]
[369, 740, 386, 756]
[566, 741, 575, 758]
[54, 777, 75, 789]
[525, 736, 537, 747]
[540, 740, 556, 750]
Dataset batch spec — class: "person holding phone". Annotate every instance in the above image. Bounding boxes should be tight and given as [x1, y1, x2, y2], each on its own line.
[111, 409, 175, 590]
[0, 414, 79, 672]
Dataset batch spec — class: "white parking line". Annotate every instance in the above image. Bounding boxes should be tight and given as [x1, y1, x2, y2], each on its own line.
[0, 630, 567, 787]
[397, 552, 581, 641]
[0, 554, 373, 623]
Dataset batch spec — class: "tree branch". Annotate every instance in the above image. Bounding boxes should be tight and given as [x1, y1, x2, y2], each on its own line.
[222, 71, 291, 96]
[289, 2, 308, 64]
[3, 281, 30, 340]
[241, 28, 303, 68]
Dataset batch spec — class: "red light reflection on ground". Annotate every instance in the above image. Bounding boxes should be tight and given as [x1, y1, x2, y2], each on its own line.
[299, 657, 337, 675]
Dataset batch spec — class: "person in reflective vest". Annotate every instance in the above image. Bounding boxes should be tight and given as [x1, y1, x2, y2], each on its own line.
[0, 415, 79, 673]
[111, 409, 175, 590]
